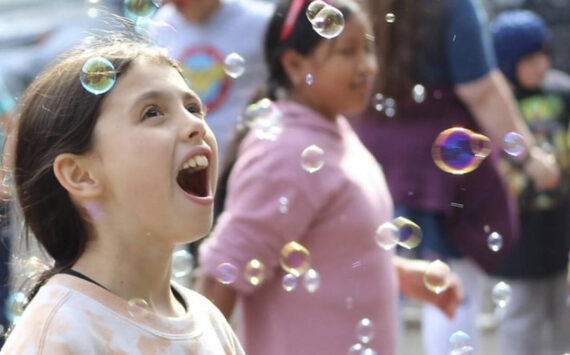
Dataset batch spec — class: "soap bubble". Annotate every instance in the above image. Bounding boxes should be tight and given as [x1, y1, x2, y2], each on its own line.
[423, 259, 451, 294]
[385, 13, 396, 23]
[449, 330, 474, 355]
[412, 84, 426, 103]
[355, 318, 375, 344]
[487, 232, 503, 252]
[224, 52, 245, 79]
[242, 98, 283, 140]
[301, 145, 325, 173]
[310, 5, 345, 39]
[303, 268, 321, 293]
[282, 273, 298, 292]
[123, 0, 159, 21]
[503, 132, 526, 157]
[347, 343, 363, 355]
[305, 73, 314, 85]
[245, 259, 266, 286]
[215, 262, 238, 285]
[279, 196, 289, 214]
[80, 57, 116, 95]
[6, 292, 28, 323]
[127, 298, 149, 318]
[280, 241, 311, 277]
[361, 349, 379, 355]
[432, 127, 490, 174]
[375, 221, 399, 250]
[306, 0, 327, 21]
[373, 93, 385, 112]
[171, 249, 193, 278]
[492, 281, 512, 308]
[391, 216, 422, 249]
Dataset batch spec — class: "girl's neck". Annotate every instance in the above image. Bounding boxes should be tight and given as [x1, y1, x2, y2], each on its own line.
[72, 230, 185, 318]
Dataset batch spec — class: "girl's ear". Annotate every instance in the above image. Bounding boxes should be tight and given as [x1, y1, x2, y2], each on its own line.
[53, 153, 103, 199]
[280, 49, 310, 87]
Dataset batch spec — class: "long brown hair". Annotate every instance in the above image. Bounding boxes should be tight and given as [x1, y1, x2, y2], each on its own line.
[14, 36, 180, 303]
[370, 0, 443, 100]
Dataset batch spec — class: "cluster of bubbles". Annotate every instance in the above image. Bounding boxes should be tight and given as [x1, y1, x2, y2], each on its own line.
[301, 144, 325, 173]
[171, 249, 194, 279]
[123, 0, 162, 22]
[224, 52, 245, 79]
[492, 281, 512, 308]
[449, 330, 474, 355]
[306, 0, 345, 39]
[487, 231, 503, 252]
[80, 57, 117, 95]
[281, 268, 320, 293]
[432, 127, 491, 175]
[423, 259, 452, 294]
[372, 93, 397, 117]
[241, 98, 283, 141]
[503, 131, 526, 157]
[375, 216, 423, 251]
[347, 318, 378, 354]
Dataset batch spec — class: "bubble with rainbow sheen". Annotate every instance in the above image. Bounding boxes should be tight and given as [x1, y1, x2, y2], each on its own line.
[127, 298, 149, 318]
[432, 127, 490, 174]
[123, 0, 159, 21]
[391, 216, 422, 249]
[487, 231, 503, 252]
[306, 0, 327, 21]
[310, 4, 345, 39]
[80, 57, 116, 95]
[503, 131, 526, 157]
[244, 259, 266, 286]
[449, 330, 474, 355]
[281, 273, 298, 292]
[280, 241, 311, 277]
[301, 144, 325, 173]
[215, 262, 239, 285]
[423, 259, 451, 294]
[224, 52, 245, 79]
[374, 221, 399, 250]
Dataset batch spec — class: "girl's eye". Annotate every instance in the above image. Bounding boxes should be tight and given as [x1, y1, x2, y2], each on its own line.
[186, 103, 204, 117]
[142, 106, 164, 120]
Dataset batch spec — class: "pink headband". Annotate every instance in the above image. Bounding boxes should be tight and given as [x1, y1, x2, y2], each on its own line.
[279, 0, 309, 42]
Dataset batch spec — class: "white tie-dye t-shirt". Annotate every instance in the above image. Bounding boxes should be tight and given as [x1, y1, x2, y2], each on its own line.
[1, 274, 244, 355]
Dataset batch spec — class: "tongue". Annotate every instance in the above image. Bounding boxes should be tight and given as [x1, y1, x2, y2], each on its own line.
[177, 168, 208, 197]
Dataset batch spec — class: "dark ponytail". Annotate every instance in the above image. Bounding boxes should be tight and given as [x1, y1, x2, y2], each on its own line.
[14, 37, 181, 303]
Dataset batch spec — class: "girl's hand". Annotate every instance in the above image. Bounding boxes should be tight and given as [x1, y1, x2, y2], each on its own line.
[394, 256, 463, 319]
[521, 146, 561, 191]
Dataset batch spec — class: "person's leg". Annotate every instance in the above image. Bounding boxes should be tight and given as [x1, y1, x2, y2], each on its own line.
[497, 278, 547, 355]
[422, 258, 483, 355]
[544, 271, 570, 355]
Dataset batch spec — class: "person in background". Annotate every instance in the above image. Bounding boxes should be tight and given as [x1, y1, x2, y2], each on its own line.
[197, 0, 462, 354]
[354, 0, 560, 353]
[152, 0, 273, 160]
[491, 10, 570, 355]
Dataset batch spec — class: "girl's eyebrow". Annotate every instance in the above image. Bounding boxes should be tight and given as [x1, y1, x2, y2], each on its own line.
[131, 90, 202, 110]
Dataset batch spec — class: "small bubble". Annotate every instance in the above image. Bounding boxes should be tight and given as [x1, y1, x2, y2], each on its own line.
[303, 268, 321, 293]
[412, 84, 426, 103]
[243, 98, 283, 141]
[373, 92, 385, 112]
[361, 349, 379, 355]
[306, 0, 327, 21]
[503, 132, 526, 157]
[282, 273, 298, 292]
[301, 144, 325, 173]
[123, 0, 159, 20]
[310, 5, 345, 39]
[375, 221, 399, 250]
[127, 298, 149, 318]
[245, 259, 266, 286]
[347, 343, 363, 355]
[6, 292, 28, 323]
[80, 57, 116, 95]
[385, 12, 396, 23]
[384, 97, 397, 117]
[87, 7, 99, 18]
[305, 73, 314, 86]
[171, 249, 193, 278]
[423, 259, 451, 294]
[280, 241, 311, 277]
[279, 196, 289, 214]
[391, 216, 422, 249]
[492, 281, 512, 308]
[487, 232, 503, 252]
[355, 318, 375, 344]
[449, 330, 474, 355]
[224, 52, 245, 79]
[432, 127, 490, 175]
[215, 262, 238, 285]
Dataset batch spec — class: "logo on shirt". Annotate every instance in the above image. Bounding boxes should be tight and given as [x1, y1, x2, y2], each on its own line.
[178, 45, 231, 112]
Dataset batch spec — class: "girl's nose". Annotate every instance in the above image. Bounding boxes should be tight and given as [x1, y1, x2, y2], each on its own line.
[180, 111, 206, 141]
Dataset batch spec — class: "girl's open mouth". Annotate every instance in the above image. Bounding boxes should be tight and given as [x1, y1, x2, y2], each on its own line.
[176, 154, 210, 197]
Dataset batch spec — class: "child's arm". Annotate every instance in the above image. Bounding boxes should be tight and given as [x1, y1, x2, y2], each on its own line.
[393, 256, 463, 319]
[197, 274, 238, 319]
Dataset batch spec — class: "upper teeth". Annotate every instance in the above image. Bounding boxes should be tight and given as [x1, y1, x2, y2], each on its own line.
[182, 154, 209, 170]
